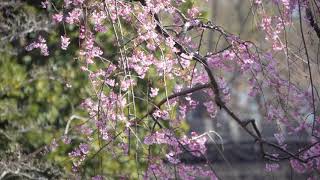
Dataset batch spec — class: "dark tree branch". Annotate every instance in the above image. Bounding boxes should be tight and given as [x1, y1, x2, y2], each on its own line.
[306, 3, 320, 40]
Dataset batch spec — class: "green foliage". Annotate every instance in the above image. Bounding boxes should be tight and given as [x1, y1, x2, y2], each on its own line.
[0, 46, 89, 152]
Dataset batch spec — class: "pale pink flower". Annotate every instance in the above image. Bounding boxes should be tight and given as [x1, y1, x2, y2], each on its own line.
[255, 0, 262, 4]
[187, 7, 199, 18]
[41, 0, 49, 8]
[61, 35, 70, 50]
[290, 159, 306, 173]
[150, 87, 159, 97]
[266, 163, 280, 172]
[92, 175, 104, 180]
[62, 135, 71, 144]
[79, 143, 90, 155]
[66, 8, 82, 24]
[25, 36, 49, 56]
[52, 13, 63, 23]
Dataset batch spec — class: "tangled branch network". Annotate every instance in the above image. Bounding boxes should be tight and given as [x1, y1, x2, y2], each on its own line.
[26, 0, 320, 179]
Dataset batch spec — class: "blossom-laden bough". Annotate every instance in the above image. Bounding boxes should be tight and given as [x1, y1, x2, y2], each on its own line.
[27, 0, 320, 179]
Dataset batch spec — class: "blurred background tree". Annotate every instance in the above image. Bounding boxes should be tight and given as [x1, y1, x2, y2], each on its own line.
[0, 0, 90, 178]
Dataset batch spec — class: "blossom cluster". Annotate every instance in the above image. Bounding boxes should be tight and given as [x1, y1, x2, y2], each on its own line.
[26, 0, 320, 179]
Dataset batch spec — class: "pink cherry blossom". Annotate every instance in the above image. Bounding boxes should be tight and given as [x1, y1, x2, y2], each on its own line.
[150, 87, 159, 97]
[61, 35, 70, 50]
[25, 36, 49, 56]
